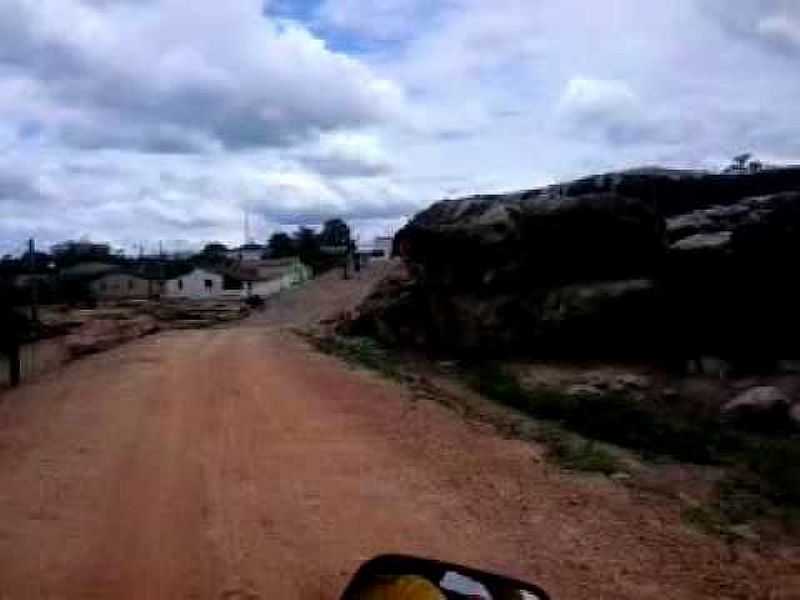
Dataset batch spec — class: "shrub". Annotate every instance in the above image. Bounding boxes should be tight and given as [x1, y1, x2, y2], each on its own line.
[742, 438, 800, 505]
[548, 439, 622, 475]
[471, 364, 731, 463]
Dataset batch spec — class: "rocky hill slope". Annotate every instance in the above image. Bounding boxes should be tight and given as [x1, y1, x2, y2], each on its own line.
[350, 167, 800, 367]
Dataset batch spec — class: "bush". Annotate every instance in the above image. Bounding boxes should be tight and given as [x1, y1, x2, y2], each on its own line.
[309, 335, 407, 382]
[472, 364, 800, 509]
[548, 439, 622, 475]
[471, 365, 731, 463]
[743, 438, 800, 505]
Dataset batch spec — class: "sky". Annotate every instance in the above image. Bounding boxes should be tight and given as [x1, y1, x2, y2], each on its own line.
[1, 0, 799, 254]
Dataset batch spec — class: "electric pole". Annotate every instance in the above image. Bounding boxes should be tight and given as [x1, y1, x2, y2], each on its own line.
[28, 238, 38, 323]
[158, 241, 165, 294]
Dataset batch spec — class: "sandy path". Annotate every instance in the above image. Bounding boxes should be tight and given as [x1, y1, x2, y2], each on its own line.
[0, 266, 797, 599]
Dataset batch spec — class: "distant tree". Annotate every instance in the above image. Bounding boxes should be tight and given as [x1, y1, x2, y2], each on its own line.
[51, 239, 117, 268]
[202, 242, 229, 256]
[291, 226, 324, 274]
[19, 251, 53, 272]
[724, 153, 763, 174]
[318, 218, 351, 248]
[293, 226, 319, 255]
[267, 232, 294, 258]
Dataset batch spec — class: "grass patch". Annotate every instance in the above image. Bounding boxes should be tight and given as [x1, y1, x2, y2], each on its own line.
[682, 504, 729, 535]
[468, 363, 800, 516]
[683, 474, 800, 538]
[303, 333, 408, 382]
[742, 438, 800, 506]
[470, 364, 730, 463]
[306, 334, 800, 525]
[548, 439, 622, 475]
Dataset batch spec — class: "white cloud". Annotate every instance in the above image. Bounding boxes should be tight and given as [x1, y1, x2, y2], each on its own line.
[556, 78, 661, 145]
[0, 0, 406, 152]
[2, 0, 800, 253]
[758, 14, 800, 50]
[292, 132, 393, 177]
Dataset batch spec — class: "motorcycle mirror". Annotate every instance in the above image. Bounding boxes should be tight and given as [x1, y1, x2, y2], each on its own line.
[341, 554, 550, 600]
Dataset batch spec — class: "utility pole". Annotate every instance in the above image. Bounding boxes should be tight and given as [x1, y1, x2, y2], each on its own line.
[28, 238, 38, 323]
[158, 241, 165, 295]
[353, 235, 361, 273]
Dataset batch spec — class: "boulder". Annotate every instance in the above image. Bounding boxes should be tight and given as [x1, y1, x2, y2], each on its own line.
[346, 263, 431, 347]
[722, 386, 795, 431]
[352, 168, 800, 359]
[789, 404, 800, 428]
[670, 231, 732, 253]
[566, 383, 605, 397]
[723, 386, 790, 413]
[614, 374, 651, 390]
[665, 191, 800, 361]
[536, 279, 661, 355]
[398, 191, 665, 291]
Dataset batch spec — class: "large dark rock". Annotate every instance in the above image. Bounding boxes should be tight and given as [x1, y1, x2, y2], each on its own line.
[355, 168, 800, 360]
[664, 191, 800, 360]
[399, 191, 664, 291]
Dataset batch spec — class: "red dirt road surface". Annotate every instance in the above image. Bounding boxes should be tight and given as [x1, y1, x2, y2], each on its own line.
[1, 265, 798, 599]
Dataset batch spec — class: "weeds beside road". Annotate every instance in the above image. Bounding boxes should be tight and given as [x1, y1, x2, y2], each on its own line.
[308, 333, 800, 540]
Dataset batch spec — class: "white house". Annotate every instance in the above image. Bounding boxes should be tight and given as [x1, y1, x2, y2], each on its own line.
[229, 257, 312, 299]
[164, 268, 226, 299]
[163, 258, 311, 301]
[90, 272, 164, 299]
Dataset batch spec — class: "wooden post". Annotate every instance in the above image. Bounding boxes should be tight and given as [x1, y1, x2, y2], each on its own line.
[28, 238, 38, 323]
[8, 342, 20, 387]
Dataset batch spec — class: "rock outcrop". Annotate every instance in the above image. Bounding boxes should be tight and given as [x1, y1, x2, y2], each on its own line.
[351, 167, 800, 362]
[722, 386, 797, 431]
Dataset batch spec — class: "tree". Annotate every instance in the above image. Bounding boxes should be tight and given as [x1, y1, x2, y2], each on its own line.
[724, 153, 763, 174]
[267, 232, 294, 258]
[202, 242, 229, 256]
[293, 226, 319, 256]
[319, 218, 351, 247]
[292, 226, 324, 274]
[19, 251, 52, 272]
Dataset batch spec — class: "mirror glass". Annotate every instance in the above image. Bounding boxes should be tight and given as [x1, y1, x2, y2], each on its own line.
[341, 554, 549, 600]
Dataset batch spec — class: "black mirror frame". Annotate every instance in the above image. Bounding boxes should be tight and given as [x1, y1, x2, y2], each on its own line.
[341, 554, 551, 600]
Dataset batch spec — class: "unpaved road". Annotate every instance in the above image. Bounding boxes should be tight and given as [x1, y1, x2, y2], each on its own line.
[0, 265, 798, 599]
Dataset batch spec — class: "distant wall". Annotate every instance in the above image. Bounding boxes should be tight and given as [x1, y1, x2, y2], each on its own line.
[164, 269, 226, 299]
[91, 273, 161, 299]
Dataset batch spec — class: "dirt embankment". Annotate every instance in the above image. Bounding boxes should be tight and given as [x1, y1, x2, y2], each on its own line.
[1, 299, 250, 389]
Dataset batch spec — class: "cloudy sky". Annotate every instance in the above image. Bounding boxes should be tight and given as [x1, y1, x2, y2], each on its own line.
[1, 0, 798, 254]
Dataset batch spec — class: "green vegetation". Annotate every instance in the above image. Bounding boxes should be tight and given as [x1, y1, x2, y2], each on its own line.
[305, 334, 408, 383]
[470, 364, 731, 463]
[683, 474, 800, 538]
[268, 218, 353, 274]
[548, 439, 622, 475]
[470, 364, 800, 512]
[307, 333, 800, 530]
[743, 438, 800, 506]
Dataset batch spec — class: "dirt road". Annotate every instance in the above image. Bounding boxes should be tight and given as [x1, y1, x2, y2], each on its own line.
[0, 265, 797, 599]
